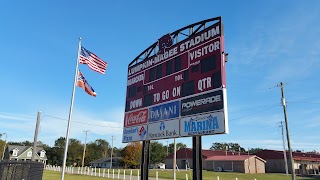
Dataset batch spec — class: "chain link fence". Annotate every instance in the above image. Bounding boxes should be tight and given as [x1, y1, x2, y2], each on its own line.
[0, 161, 44, 180]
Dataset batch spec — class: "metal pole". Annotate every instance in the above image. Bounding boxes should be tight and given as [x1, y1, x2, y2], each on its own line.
[166, 141, 169, 156]
[31, 111, 41, 161]
[192, 136, 202, 180]
[140, 141, 150, 180]
[1, 133, 7, 160]
[61, 37, 82, 180]
[280, 82, 295, 180]
[248, 148, 250, 174]
[173, 138, 177, 180]
[110, 135, 114, 169]
[81, 130, 89, 172]
[280, 121, 289, 175]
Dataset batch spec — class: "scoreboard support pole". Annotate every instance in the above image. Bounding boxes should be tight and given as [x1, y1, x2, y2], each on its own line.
[141, 140, 150, 180]
[192, 136, 203, 180]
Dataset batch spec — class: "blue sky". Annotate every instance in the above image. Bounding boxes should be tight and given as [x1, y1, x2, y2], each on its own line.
[0, 0, 319, 152]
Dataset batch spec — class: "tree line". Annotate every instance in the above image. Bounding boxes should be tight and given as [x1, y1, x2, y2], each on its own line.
[2, 138, 317, 168]
[0, 137, 186, 168]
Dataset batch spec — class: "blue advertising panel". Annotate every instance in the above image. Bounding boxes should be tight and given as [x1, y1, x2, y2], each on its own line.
[180, 111, 226, 136]
[148, 101, 180, 122]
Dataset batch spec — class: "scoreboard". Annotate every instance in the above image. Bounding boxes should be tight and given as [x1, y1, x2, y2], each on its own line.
[123, 17, 228, 143]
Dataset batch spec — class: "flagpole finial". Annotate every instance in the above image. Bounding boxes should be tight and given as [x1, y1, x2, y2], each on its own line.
[79, 37, 82, 40]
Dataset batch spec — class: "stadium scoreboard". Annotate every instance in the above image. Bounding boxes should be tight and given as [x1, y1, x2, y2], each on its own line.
[123, 17, 228, 143]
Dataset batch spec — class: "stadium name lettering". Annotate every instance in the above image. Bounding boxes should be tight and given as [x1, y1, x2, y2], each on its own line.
[180, 25, 220, 52]
[128, 25, 220, 76]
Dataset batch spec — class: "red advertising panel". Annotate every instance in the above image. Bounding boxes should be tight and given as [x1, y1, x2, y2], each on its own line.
[124, 109, 148, 127]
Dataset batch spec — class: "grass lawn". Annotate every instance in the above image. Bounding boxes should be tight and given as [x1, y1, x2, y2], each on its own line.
[43, 169, 320, 180]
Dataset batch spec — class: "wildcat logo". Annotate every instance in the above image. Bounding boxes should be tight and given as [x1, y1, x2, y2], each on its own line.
[158, 34, 173, 54]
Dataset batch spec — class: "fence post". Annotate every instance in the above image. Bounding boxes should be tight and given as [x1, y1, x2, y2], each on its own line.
[118, 169, 120, 179]
[113, 169, 115, 179]
[137, 170, 139, 180]
[108, 169, 110, 178]
[103, 168, 105, 177]
[217, 176, 219, 180]
[156, 171, 158, 180]
[186, 174, 188, 180]
[95, 167, 97, 176]
[130, 169, 132, 180]
[123, 170, 126, 180]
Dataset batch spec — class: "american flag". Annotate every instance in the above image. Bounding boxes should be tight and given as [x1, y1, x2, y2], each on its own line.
[79, 46, 108, 74]
[77, 70, 97, 97]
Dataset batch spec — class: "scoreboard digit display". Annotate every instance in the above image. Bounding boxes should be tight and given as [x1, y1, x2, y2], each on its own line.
[123, 17, 228, 143]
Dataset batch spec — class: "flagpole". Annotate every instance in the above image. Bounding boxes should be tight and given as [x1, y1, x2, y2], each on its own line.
[61, 37, 82, 180]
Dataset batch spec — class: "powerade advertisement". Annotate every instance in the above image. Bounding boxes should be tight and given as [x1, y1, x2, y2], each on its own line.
[147, 119, 179, 140]
[148, 101, 180, 122]
[123, 125, 147, 143]
[181, 90, 223, 116]
[180, 111, 225, 136]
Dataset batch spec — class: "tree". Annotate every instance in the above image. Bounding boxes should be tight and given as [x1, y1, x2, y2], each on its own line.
[67, 139, 83, 166]
[85, 139, 110, 165]
[122, 142, 142, 168]
[7, 141, 33, 146]
[249, 148, 264, 154]
[0, 140, 5, 159]
[167, 142, 187, 154]
[210, 142, 246, 152]
[150, 141, 166, 164]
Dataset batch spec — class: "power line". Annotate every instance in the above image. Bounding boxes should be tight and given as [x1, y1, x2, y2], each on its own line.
[42, 115, 123, 129]
[229, 104, 280, 121]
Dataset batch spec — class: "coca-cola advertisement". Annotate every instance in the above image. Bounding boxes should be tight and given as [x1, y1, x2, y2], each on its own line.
[124, 109, 148, 127]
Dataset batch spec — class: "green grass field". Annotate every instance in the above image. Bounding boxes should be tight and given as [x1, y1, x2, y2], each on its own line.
[43, 169, 320, 180]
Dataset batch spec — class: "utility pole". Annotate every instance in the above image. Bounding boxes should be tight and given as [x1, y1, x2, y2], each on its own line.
[81, 130, 89, 173]
[31, 111, 41, 162]
[279, 121, 289, 175]
[110, 135, 115, 169]
[166, 141, 169, 156]
[247, 148, 250, 174]
[279, 82, 295, 180]
[173, 138, 177, 180]
[1, 133, 7, 160]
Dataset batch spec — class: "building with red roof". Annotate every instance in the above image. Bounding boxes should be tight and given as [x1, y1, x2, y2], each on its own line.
[165, 148, 266, 173]
[256, 150, 320, 175]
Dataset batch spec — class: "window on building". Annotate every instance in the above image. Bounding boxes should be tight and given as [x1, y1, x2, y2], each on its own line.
[27, 151, 32, 157]
[40, 151, 45, 157]
[12, 150, 18, 156]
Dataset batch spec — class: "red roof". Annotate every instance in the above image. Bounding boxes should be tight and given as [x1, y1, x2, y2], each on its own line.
[255, 150, 320, 162]
[166, 148, 248, 159]
[206, 155, 256, 161]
